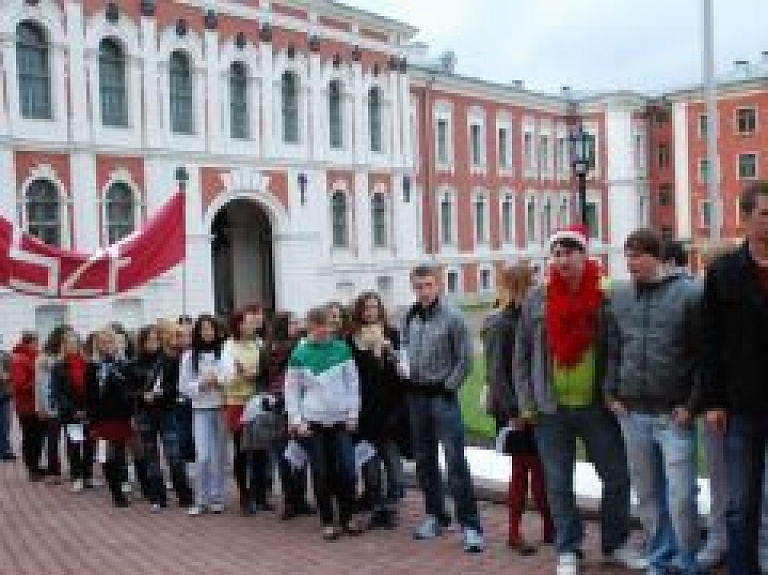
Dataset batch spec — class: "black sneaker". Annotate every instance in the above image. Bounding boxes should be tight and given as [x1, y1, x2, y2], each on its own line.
[114, 497, 131, 508]
[1, 453, 17, 462]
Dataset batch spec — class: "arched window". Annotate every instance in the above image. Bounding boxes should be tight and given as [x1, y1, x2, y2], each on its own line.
[368, 87, 382, 153]
[16, 21, 51, 120]
[99, 38, 128, 127]
[328, 80, 343, 149]
[474, 192, 487, 244]
[331, 191, 349, 248]
[526, 199, 536, 243]
[371, 192, 387, 248]
[229, 61, 249, 139]
[440, 193, 453, 245]
[501, 193, 514, 244]
[26, 179, 60, 247]
[104, 182, 136, 244]
[169, 50, 194, 134]
[282, 71, 299, 144]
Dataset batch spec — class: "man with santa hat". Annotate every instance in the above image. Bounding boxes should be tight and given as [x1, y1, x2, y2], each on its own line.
[514, 224, 645, 575]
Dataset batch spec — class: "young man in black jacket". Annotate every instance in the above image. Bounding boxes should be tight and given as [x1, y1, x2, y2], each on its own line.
[701, 181, 768, 574]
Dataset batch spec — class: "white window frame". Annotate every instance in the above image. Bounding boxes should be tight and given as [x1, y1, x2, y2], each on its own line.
[698, 113, 708, 139]
[735, 106, 757, 135]
[370, 190, 390, 250]
[330, 188, 352, 250]
[523, 119, 536, 178]
[584, 192, 603, 242]
[100, 170, 144, 247]
[468, 106, 487, 174]
[700, 198, 712, 229]
[438, 187, 457, 248]
[472, 188, 489, 246]
[538, 126, 554, 180]
[497, 113, 513, 176]
[478, 265, 493, 294]
[524, 192, 537, 246]
[500, 189, 516, 246]
[556, 128, 569, 180]
[18, 164, 71, 249]
[434, 101, 454, 171]
[444, 267, 461, 295]
[737, 152, 758, 180]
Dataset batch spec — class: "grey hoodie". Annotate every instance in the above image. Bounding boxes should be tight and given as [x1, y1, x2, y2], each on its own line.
[602, 270, 703, 413]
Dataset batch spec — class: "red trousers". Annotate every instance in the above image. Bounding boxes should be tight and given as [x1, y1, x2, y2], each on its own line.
[508, 455, 554, 543]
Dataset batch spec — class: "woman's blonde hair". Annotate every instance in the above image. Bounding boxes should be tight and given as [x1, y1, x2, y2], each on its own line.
[495, 260, 535, 307]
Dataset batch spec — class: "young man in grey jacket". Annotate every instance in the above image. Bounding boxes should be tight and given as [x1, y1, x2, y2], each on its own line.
[401, 264, 483, 553]
[604, 229, 704, 575]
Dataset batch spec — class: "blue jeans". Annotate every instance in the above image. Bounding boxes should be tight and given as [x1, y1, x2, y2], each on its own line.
[0, 395, 12, 456]
[534, 405, 631, 555]
[724, 414, 767, 575]
[619, 412, 701, 574]
[407, 393, 480, 530]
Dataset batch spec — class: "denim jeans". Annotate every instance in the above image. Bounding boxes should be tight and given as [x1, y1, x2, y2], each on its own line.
[701, 422, 728, 551]
[724, 414, 767, 575]
[192, 408, 227, 507]
[534, 405, 631, 555]
[232, 431, 271, 506]
[407, 393, 480, 530]
[619, 411, 700, 574]
[0, 395, 12, 456]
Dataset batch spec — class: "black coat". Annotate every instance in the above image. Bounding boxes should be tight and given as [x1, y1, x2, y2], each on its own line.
[350, 327, 410, 446]
[700, 242, 768, 420]
[51, 360, 86, 424]
[132, 352, 181, 413]
[481, 305, 522, 420]
[84, 359, 138, 424]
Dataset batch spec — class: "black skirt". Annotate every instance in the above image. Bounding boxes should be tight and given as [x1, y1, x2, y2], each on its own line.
[500, 424, 538, 456]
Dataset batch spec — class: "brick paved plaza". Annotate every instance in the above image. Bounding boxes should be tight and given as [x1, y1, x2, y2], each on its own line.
[0, 453, 636, 575]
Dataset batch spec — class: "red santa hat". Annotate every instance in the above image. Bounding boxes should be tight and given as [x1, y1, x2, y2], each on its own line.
[548, 224, 589, 252]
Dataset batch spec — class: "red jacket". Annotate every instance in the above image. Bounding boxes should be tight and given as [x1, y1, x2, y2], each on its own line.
[11, 342, 38, 415]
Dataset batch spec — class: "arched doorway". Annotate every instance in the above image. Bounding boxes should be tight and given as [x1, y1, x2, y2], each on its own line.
[211, 199, 275, 316]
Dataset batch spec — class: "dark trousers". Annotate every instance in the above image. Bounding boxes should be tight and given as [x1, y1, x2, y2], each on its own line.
[65, 431, 94, 482]
[42, 419, 61, 476]
[0, 395, 13, 457]
[508, 455, 554, 541]
[232, 432, 271, 505]
[103, 441, 128, 503]
[306, 424, 356, 525]
[18, 414, 44, 476]
[724, 414, 767, 575]
[361, 440, 403, 513]
[408, 393, 480, 529]
[134, 410, 193, 506]
[272, 439, 310, 508]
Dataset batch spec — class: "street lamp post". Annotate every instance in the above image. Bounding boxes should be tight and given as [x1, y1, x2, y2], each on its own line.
[175, 166, 189, 317]
[569, 127, 596, 228]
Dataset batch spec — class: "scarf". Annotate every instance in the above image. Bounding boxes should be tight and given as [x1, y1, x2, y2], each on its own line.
[66, 353, 87, 397]
[545, 259, 603, 368]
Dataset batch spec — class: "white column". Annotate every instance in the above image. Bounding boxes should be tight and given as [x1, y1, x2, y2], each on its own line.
[604, 106, 638, 278]
[66, 1, 89, 143]
[355, 171, 371, 259]
[673, 101, 692, 240]
[141, 17, 159, 147]
[399, 73, 412, 170]
[70, 152, 99, 251]
[389, 71, 401, 165]
[352, 63, 365, 165]
[204, 30, 220, 151]
[309, 53, 323, 161]
[260, 43, 274, 159]
[0, 148, 15, 221]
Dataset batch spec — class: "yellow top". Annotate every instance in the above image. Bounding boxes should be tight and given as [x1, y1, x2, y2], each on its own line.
[222, 338, 263, 406]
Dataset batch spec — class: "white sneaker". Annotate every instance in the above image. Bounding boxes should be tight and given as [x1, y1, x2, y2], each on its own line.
[556, 552, 580, 575]
[187, 505, 205, 516]
[71, 479, 84, 493]
[209, 503, 224, 514]
[150, 503, 163, 513]
[121, 482, 132, 495]
[604, 545, 648, 570]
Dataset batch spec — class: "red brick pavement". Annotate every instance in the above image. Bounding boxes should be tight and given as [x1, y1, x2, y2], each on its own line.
[0, 454, 638, 575]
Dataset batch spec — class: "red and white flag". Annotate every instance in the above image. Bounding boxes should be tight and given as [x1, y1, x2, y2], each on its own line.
[0, 190, 185, 299]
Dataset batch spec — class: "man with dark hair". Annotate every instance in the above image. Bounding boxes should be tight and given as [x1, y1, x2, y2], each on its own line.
[515, 224, 643, 575]
[402, 264, 484, 553]
[661, 239, 689, 271]
[604, 228, 703, 575]
[701, 181, 768, 574]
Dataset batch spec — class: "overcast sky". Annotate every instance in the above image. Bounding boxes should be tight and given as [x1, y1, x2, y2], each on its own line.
[343, 0, 768, 95]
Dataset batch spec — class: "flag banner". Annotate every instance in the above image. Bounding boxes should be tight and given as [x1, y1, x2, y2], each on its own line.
[0, 190, 185, 299]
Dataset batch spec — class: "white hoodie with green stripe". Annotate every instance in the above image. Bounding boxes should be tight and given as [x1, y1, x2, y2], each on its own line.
[284, 338, 360, 426]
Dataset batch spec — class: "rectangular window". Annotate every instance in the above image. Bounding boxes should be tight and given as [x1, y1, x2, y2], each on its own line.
[474, 197, 486, 243]
[699, 159, 710, 183]
[658, 184, 673, 206]
[501, 196, 514, 244]
[539, 135, 550, 175]
[657, 143, 671, 168]
[479, 268, 491, 292]
[470, 124, 482, 166]
[498, 127, 509, 169]
[655, 109, 669, 125]
[446, 270, 459, 294]
[737, 107, 756, 134]
[556, 136, 567, 175]
[699, 114, 708, 138]
[585, 202, 599, 239]
[440, 197, 453, 245]
[738, 153, 757, 179]
[701, 200, 712, 228]
[524, 132, 534, 172]
[436, 119, 448, 165]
